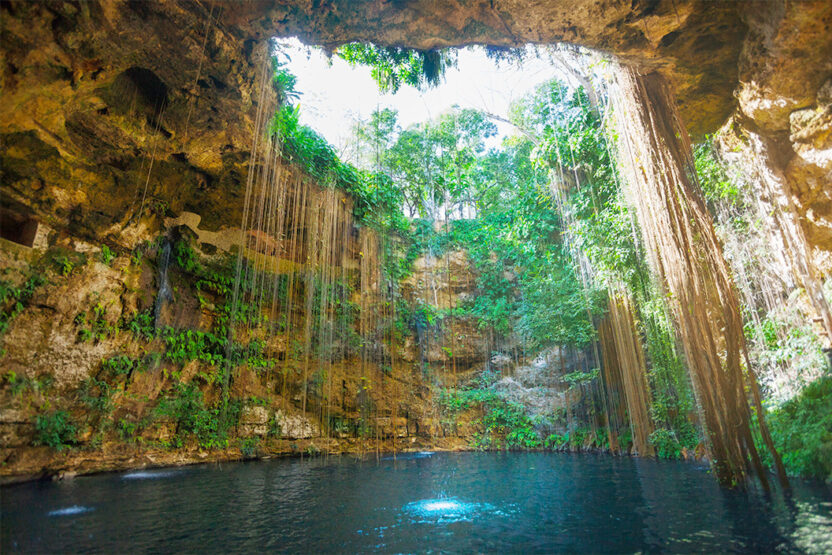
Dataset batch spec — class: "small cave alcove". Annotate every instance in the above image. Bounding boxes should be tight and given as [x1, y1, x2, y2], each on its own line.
[0, 201, 39, 248]
[106, 66, 169, 124]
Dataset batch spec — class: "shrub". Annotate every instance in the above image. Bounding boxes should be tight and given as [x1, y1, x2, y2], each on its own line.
[78, 377, 113, 413]
[100, 245, 115, 266]
[649, 428, 683, 459]
[155, 382, 242, 450]
[126, 310, 154, 340]
[102, 355, 141, 376]
[34, 410, 77, 450]
[240, 437, 261, 459]
[55, 256, 74, 276]
[0, 273, 47, 335]
[760, 376, 832, 481]
[116, 418, 143, 442]
[544, 433, 567, 449]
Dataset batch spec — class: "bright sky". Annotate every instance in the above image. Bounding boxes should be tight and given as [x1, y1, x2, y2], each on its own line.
[274, 38, 567, 163]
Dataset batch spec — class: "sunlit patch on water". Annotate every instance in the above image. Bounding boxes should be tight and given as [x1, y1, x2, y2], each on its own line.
[47, 506, 93, 517]
[791, 501, 832, 554]
[381, 451, 434, 461]
[403, 497, 510, 523]
[121, 470, 181, 480]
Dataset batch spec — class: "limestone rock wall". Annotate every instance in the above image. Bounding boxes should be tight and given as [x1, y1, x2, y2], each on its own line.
[0, 225, 473, 482]
[734, 1, 832, 260]
[1, 0, 262, 243]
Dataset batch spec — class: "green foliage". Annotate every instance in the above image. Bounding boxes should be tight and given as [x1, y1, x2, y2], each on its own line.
[640, 294, 700, 456]
[126, 309, 154, 341]
[561, 368, 599, 388]
[34, 410, 77, 450]
[161, 327, 225, 366]
[336, 43, 455, 93]
[544, 427, 608, 450]
[41, 248, 86, 278]
[568, 428, 589, 448]
[101, 354, 142, 377]
[122, 250, 273, 374]
[381, 108, 497, 220]
[438, 387, 500, 415]
[439, 388, 540, 450]
[757, 376, 832, 480]
[268, 414, 282, 438]
[240, 436, 261, 458]
[649, 428, 686, 459]
[116, 417, 147, 443]
[75, 303, 118, 343]
[269, 103, 407, 233]
[544, 433, 568, 449]
[78, 377, 113, 413]
[100, 245, 115, 266]
[0, 273, 46, 335]
[55, 256, 74, 276]
[618, 427, 634, 452]
[155, 382, 241, 450]
[747, 314, 827, 382]
[693, 139, 739, 204]
[4, 371, 54, 397]
[271, 48, 300, 105]
[173, 238, 200, 274]
[478, 398, 541, 449]
[130, 250, 144, 267]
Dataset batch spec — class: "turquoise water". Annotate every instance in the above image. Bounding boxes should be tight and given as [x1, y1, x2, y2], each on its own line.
[3, 452, 831, 553]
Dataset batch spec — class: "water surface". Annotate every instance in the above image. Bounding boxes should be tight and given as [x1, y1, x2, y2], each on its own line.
[3, 452, 831, 553]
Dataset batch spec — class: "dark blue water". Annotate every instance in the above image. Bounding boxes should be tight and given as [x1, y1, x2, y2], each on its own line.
[3, 452, 831, 553]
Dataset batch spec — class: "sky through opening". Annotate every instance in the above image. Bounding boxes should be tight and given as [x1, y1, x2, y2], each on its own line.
[273, 39, 574, 163]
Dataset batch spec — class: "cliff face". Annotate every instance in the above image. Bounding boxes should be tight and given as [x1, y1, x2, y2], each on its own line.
[1, 0, 830, 480]
[734, 2, 832, 261]
[0, 0, 259, 243]
[0, 156, 502, 481]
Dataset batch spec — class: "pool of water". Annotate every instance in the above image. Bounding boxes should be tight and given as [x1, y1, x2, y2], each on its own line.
[3, 452, 831, 553]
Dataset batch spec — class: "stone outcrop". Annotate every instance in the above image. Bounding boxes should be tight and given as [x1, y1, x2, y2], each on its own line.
[1, 0, 261, 243]
[733, 1, 832, 260]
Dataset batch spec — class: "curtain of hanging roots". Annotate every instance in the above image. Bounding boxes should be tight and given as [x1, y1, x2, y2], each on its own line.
[598, 321, 625, 453]
[610, 67, 787, 489]
[599, 289, 655, 456]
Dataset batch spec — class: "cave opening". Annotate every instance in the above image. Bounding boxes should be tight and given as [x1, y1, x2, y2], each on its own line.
[106, 66, 170, 124]
[221, 34, 825, 491]
[2, 2, 832, 550]
[0, 201, 39, 248]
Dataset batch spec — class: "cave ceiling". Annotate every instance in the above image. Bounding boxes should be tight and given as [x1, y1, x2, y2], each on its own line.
[1, 0, 829, 245]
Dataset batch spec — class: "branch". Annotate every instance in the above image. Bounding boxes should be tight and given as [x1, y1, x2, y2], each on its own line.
[482, 112, 539, 145]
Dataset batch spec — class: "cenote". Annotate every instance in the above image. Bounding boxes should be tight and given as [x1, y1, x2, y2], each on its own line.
[2, 2, 832, 553]
[4, 452, 832, 553]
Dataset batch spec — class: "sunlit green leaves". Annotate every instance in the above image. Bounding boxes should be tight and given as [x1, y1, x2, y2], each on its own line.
[336, 43, 456, 93]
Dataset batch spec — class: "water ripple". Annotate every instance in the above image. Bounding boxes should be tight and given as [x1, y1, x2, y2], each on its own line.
[122, 470, 181, 480]
[47, 506, 94, 517]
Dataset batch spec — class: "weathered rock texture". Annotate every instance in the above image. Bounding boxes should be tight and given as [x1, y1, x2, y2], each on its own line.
[1, 0, 260, 243]
[733, 1, 832, 267]
[0, 230, 490, 482]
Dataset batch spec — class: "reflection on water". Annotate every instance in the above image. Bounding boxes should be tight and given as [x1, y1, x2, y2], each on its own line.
[403, 497, 508, 524]
[380, 451, 434, 461]
[121, 470, 183, 480]
[3, 452, 831, 553]
[46, 505, 94, 517]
